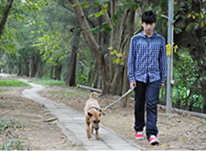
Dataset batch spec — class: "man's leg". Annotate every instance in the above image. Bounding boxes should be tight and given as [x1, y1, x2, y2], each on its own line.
[134, 81, 146, 132]
[145, 79, 160, 139]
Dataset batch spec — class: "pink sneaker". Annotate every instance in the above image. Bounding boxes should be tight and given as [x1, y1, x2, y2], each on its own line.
[148, 135, 160, 145]
[135, 131, 144, 140]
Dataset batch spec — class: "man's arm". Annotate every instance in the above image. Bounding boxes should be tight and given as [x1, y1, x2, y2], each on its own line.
[160, 38, 167, 84]
[127, 37, 136, 84]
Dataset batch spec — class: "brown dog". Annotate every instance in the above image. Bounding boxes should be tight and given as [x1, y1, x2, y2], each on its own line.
[84, 92, 104, 140]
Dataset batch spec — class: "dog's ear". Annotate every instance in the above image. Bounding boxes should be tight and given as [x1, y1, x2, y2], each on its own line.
[88, 111, 93, 117]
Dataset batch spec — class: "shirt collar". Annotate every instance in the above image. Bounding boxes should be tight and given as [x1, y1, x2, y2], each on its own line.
[141, 30, 157, 38]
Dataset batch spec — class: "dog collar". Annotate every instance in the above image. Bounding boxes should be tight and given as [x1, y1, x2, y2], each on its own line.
[89, 106, 105, 115]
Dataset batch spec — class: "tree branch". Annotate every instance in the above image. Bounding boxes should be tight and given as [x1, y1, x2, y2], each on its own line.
[100, 3, 113, 29]
[0, 0, 14, 35]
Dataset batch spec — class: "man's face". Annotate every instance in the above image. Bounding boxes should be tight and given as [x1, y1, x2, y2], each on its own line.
[141, 22, 156, 34]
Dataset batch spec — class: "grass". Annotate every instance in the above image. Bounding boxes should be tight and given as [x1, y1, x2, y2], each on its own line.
[0, 119, 26, 133]
[1, 140, 24, 150]
[0, 88, 8, 92]
[0, 119, 28, 150]
[0, 79, 29, 87]
[48, 90, 89, 97]
[48, 91, 74, 95]
[33, 79, 65, 86]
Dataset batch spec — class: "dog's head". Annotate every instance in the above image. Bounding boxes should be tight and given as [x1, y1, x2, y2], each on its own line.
[87, 109, 102, 130]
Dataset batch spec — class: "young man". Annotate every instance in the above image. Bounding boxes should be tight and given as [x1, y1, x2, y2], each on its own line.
[127, 10, 167, 145]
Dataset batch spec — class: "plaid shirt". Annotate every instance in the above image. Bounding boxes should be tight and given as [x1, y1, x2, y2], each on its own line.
[127, 30, 167, 83]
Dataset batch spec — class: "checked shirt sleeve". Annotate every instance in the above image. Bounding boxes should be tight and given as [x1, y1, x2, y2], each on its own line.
[127, 37, 136, 83]
[160, 38, 167, 83]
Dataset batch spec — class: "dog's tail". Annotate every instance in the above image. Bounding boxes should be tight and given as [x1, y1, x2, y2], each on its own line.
[89, 92, 99, 98]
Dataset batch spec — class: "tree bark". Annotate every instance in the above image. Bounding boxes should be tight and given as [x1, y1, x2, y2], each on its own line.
[25, 57, 30, 77]
[31, 55, 40, 77]
[65, 28, 81, 86]
[93, 61, 99, 88]
[17, 61, 21, 76]
[36, 58, 44, 78]
[55, 63, 62, 80]
[50, 65, 54, 79]
[0, 0, 14, 35]
[120, 7, 135, 107]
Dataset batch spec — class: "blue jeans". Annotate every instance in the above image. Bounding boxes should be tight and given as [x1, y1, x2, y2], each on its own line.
[134, 78, 161, 140]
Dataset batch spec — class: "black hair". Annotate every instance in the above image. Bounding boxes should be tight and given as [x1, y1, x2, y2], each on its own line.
[141, 10, 157, 24]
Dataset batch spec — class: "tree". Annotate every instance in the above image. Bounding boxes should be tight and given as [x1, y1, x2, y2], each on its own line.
[66, 27, 81, 86]
[68, 0, 139, 98]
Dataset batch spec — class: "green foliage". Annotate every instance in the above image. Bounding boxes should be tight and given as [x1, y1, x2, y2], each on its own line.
[108, 46, 125, 66]
[76, 73, 89, 86]
[0, 0, 48, 53]
[33, 30, 71, 66]
[0, 79, 29, 86]
[172, 49, 203, 108]
[75, 47, 94, 86]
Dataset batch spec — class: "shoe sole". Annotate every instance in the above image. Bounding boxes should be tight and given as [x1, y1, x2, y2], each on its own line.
[135, 137, 144, 140]
[150, 139, 160, 145]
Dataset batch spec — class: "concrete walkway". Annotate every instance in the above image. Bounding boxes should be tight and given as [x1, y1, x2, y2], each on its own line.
[22, 81, 143, 150]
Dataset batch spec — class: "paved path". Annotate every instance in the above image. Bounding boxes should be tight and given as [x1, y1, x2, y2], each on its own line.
[22, 81, 143, 150]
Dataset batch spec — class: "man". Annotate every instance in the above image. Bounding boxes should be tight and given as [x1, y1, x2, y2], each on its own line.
[127, 10, 167, 145]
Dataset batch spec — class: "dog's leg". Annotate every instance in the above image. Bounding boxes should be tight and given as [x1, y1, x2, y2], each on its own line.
[91, 125, 94, 135]
[86, 118, 91, 139]
[95, 129, 100, 140]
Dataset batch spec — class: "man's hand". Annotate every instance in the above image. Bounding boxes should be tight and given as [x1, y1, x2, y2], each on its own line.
[130, 81, 136, 88]
[160, 83, 164, 89]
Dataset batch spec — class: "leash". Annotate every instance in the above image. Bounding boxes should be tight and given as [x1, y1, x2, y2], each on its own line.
[103, 87, 135, 112]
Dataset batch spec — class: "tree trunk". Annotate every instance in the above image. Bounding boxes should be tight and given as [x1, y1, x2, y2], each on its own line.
[0, 0, 14, 35]
[110, 66, 124, 95]
[65, 28, 81, 86]
[36, 58, 44, 78]
[109, 6, 131, 96]
[93, 61, 99, 88]
[31, 55, 39, 77]
[120, 7, 135, 107]
[25, 57, 30, 77]
[17, 61, 21, 76]
[50, 65, 54, 79]
[92, 7, 102, 89]
[55, 63, 62, 81]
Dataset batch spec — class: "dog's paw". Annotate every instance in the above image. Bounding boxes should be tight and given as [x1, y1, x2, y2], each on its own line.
[87, 134, 92, 139]
[96, 136, 100, 140]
